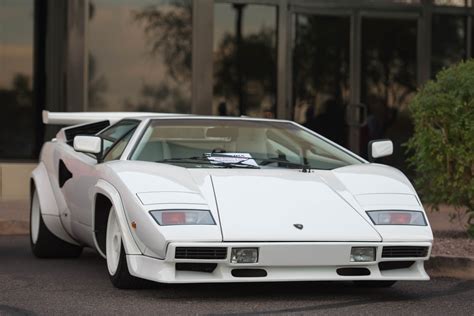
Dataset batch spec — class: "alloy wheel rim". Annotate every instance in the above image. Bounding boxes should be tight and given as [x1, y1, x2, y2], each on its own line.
[106, 209, 121, 275]
[30, 191, 40, 244]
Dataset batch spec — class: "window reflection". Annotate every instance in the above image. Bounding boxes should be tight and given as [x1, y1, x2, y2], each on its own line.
[361, 18, 417, 174]
[0, 0, 34, 159]
[88, 0, 192, 113]
[292, 15, 350, 147]
[433, 0, 469, 6]
[431, 14, 467, 77]
[213, 3, 277, 117]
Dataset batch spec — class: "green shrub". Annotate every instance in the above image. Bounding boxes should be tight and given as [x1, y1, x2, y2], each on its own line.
[406, 60, 474, 237]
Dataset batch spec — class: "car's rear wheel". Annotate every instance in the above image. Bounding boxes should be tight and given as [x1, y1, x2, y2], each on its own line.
[30, 188, 83, 258]
[106, 207, 148, 289]
[353, 281, 397, 288]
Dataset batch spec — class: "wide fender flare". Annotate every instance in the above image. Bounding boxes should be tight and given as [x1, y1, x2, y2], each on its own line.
[30, 162, 79, 245]
[93, 179, 141, 257]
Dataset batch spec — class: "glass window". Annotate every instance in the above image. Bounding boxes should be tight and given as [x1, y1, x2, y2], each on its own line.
[361, 18, 418, 174]
[0, 0, 34, 159]
[292, 14, 350, 148]
[88, 0, 192, 113]
[131, 119, 362, 170]
[98, 120, 139, 154]
[431, 14, 467, 77]
[433, 0, 469, 6]
[103, 127, 136, 162]
[213, 3, 277, 117]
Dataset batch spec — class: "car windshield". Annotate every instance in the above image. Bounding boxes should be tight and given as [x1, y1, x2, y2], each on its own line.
[130, 119, 363, 170]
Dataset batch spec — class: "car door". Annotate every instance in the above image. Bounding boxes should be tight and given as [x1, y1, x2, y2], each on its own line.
[62, 120, 139, 244]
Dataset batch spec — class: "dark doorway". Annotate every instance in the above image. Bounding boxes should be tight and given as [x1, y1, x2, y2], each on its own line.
[361, 17, 418, 174]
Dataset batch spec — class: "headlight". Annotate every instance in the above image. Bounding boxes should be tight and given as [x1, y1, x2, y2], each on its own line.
[350, 247, 376, 262]
[366, 210, 427, 226]
[231, 248, 259, 263]
[150, 210, 215, 226]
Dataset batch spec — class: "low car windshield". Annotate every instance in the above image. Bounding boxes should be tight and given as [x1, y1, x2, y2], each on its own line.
[130, 119, 362, 170]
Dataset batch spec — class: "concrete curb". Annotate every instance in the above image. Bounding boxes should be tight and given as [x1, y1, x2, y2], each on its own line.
[426, 255, 474, 280]
[0, 220, 29, 235]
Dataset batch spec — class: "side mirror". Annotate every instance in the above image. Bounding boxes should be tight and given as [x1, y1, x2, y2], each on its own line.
[368, 139, 393, 162]
[73, 136, 102, 160]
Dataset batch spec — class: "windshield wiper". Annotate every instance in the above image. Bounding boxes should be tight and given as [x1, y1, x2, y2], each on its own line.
[155, 157, 260, 169]
[255, 157, 311, 173]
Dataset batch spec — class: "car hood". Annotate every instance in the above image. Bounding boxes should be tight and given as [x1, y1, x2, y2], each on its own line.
[107, 161, 424, 243]
[207, 169, 383, 242]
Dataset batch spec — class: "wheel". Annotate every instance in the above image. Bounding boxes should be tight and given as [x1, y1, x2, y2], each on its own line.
[30, 188, 83, 258]
[106, 207, 148, 289]
[353, 281, 397, 288]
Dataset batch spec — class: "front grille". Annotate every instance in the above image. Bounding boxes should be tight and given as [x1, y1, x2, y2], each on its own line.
[176, 263, 217, 273]
[175, 247, 227, 260]
[382, 246, 429, 258]
[379, 261, 415, 271]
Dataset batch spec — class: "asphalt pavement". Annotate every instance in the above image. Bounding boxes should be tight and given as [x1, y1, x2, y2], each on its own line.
[0, 236, 473, 315]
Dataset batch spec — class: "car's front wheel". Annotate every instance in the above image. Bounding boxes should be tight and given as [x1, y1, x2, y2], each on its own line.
[30, 188, 83, 258]
[106, 207, 147, 289]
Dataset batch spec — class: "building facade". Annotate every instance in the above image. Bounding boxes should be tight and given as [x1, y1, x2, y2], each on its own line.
[0, 0, 473, 200]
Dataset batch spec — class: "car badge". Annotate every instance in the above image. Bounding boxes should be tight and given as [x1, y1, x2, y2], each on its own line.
[293, 224, 303, 230]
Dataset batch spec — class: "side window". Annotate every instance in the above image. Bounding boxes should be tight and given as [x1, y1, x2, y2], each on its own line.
[103, 128, 136, 162]
[98, 120, 139, 153]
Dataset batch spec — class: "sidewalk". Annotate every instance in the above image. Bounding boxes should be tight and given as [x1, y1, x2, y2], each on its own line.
[0, 199, 29, 235]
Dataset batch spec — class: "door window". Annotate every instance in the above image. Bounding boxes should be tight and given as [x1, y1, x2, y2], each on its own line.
[103, 128, 136, 162]
[98, 120, 139, 160]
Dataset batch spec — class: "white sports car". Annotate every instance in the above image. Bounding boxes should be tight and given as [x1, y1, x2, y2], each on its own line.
[30, 111, 433, 289]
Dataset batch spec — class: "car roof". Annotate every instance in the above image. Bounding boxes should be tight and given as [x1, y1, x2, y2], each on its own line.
[130, 114, 294, 125]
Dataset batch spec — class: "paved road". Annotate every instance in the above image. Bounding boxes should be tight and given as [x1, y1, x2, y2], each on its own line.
[1, 236, 473, 315]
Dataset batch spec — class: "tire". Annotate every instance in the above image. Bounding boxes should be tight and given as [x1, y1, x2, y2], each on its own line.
[353, 281, 397, 288]
[30, 188, 83, 258]
[106, 207, 148, 289]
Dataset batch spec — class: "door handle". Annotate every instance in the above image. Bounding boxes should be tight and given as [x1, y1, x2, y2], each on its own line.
[345, 103, 367, 127]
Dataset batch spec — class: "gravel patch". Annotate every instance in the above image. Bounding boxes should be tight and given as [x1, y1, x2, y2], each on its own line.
[432, 233, 474, 257]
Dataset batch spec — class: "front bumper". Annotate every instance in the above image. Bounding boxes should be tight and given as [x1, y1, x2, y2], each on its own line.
[126, 241, 432, 283]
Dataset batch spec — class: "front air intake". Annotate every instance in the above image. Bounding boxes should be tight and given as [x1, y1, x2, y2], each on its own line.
[382, 246, 429, 258]
[175, 247, 227, 260]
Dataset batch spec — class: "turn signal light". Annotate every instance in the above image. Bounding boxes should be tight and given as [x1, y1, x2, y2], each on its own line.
[162, 212, 186, 225]
[150, 210, 215, 226]
[367, 210, 427, 226]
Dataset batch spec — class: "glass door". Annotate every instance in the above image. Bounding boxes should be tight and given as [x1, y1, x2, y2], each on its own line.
[291, 13, 351, 147]
[360, 16, 418, 173]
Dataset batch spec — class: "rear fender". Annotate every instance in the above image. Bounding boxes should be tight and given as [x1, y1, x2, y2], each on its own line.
[93, 179, 141, 256]
[30, 162, 79, 245]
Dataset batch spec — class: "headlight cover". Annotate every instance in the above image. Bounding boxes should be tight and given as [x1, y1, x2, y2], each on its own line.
[367, 210, 427, 226]
[350, 247, 376, 262]
[150, 210, 215, 226]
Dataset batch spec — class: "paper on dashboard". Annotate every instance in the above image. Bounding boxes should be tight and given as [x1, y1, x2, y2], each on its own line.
[205, 153, 258, 167]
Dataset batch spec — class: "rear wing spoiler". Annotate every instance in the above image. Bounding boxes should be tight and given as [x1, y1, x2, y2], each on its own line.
[42, 110, 177, 125]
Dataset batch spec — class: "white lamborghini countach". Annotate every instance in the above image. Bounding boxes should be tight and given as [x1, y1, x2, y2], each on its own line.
[30, 111, 433, 289]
